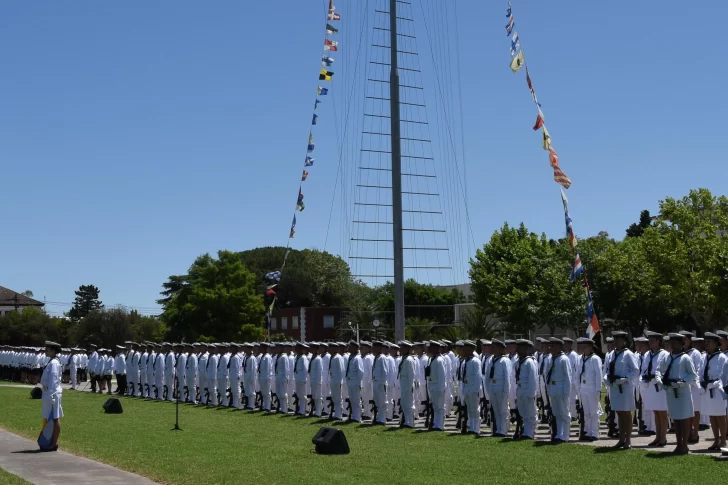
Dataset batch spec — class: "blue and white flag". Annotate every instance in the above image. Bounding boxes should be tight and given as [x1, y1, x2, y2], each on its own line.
[506, 2, 511, 18]
[305, 156, 315, 166]
[314, 99, 321, 110]
[570, 253, 583, 283]
[322, 56, 334, 67]
[312, 113, 318, 125]
[317, 86, 328, 96]
[510, 32, 520, 57]
[265, 271, 281, 281]
[506, 16, 514, 36]
[307, 143, 315, 152]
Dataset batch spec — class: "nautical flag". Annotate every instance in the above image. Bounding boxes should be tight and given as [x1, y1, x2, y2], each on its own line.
[328, 11, 341, 20]
[289, 215, 296, 238]
[296, 200, 305, 211]
[314, 99, 321, 109]
[506, 2, 511, 18]
[506, 16, 515, 36]
[324, 40, 338, 51]
[321, 56, 334, 67]
[326, 24, 338, 35]
[307, 143, 315, 152]
[305, 156, 315, 166]
[329, 0, 335, 10]
[510, 32, 520, 57]
[561, 188, 577, 249]
[317, 86, 328, 96]
[553, 165, 572, 189]
[309, 133, 314, 144]
[312, 113, 318, 125]
[526, 68, 533, 91]
[302, 170, 309, 181]
[532, 109, 544, 130]
[548, 146, 559, 168]
[542, 125, 551, 150]
[319, 69, 334, 81]
[298, 187, 304, 201]
[265, 271, 281, 281]
[570, 253, 583, 282]
[585, 282, 601, 339]
[509, 50, 524, 73]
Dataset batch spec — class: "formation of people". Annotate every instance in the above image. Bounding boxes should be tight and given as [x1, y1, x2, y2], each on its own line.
[2, 330, 728, 454]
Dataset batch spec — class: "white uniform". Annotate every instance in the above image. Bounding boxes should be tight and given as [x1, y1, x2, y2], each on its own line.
[700, 351, 728, 416]
[242, 351, 257, 409]
[186, 352, 198, 403]
[462, 355, 483, 434]
[293, 353, 309, 415]
[165, 351, 176, 402]
[41, 357, 64, 419]
[485, 355, 511, 436]
[329, 353, 345, 419]
[206, 353, 219, 406]
[345, 352, 364, 421]
[361, 354, 374, 419]
[217, 352, 230, 406]
[428, 355, 448, 430]
[515, 356, 538, 439]
[547, 352, 572, 442]
[372, 354, 389, 424]
[229, 351, 243, 408]
[578, 353, 604, 439]
[309, 355, 324, 417]
[640, 349, 669, 412]
[175, 352, 187, 400]
[198, 351, 209, 404]
[659, 351, 698, 420]
[139, 351, 149, 397]
[398, 354, 417, 427]
[274, 353, 290, 412]
[69, 353, 79, 390]
[604, 349, 639, 411]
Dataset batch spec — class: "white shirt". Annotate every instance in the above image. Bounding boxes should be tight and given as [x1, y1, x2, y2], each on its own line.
[345, 353, 364, 386]
[578, 353, 603, 393]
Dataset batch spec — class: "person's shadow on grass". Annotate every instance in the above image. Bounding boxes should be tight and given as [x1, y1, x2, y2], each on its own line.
[12, 450, 42, 454]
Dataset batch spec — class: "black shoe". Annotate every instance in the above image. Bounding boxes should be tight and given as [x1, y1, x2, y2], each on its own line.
[699, 424, 710, 431]
[587, 436, 599, 442]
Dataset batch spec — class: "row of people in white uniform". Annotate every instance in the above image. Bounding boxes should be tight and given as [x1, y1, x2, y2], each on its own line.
[0, 346, 89, 387]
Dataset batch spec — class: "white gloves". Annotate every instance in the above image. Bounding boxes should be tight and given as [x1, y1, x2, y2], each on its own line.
[707, 380, 721, 390]
[614, 378, 628, 385]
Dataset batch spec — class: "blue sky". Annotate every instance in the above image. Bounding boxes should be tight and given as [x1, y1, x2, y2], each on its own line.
[1, 1, 725, 315]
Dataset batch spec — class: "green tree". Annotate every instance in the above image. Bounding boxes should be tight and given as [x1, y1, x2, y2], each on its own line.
[404, 316, 435, 341]
[0, 307, 61, 345]
[68, 285, 103, 321]
[626, 210, 652, 238]
[370, 279, 465, 328]
[22, 290, 34, 298]
[159, 250, 265, 341]
[458, 307, 500, 339]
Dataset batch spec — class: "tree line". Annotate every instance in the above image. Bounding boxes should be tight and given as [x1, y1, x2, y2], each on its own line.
[1, 188, 725, 346]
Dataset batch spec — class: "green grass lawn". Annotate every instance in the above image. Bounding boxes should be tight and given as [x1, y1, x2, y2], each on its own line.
[0, 467, 31, 485]
[0, 387, 722, 485]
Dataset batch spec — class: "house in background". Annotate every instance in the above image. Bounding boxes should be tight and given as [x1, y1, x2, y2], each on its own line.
[270, 307, 349, 342]
[0, 286, 44, 316]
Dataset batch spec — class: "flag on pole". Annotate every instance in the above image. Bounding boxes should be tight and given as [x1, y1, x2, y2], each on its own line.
[324, 40, 338, 51]
[321, 56, 334, 67]
[319, 69, 334, 81]
[312, 113, 318, 125]
[509, 50, 525, 73]
[326, 24, 338, 35]
[553, 165, 572, 189]
[289, 215, 296, 238]
[307, 143, 315, 152]
[548, 146, 559, 168]
[586, 286, 601, 338]
[265, 271, 281, 281]
[296, 201, 305, 211]
[506, 1, 512, 18]
[561, 188, 577, 249]
[314, 99, 321, 109]
[317, 86, 328, 96]
[304, 156, 315, 166]
[570, 253, 583, 282]
[542, 125, 551, 150]
[506, 16, 515, 36]
[532, 109, 544, 130]
[328, 11, 341, 20]
[510, 32, 520, 56]
[301, 170, 309, 181]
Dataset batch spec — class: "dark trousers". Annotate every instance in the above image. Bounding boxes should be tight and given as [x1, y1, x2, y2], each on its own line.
[90, 374, 98, 392]
[117, 375, 128, 394]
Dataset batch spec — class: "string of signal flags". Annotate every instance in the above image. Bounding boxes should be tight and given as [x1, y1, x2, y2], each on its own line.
[505, 1, 600, 339]
[260, 0, 343, 339]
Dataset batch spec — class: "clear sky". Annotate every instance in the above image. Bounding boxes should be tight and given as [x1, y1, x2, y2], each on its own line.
[1, 1, 726, 315]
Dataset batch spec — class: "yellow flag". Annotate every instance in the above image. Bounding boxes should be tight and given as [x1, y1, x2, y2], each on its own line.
[509, 50, 525, 73]
[542, 125, 551, 150]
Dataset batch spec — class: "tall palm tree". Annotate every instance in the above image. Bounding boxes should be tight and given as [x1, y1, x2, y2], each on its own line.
[405, 317, 435, 341]
[459, 306, 500, 339]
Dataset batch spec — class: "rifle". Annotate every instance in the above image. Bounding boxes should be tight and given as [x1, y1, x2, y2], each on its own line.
[396, 398, 401, 420]
[700, 381, 715, 399]
[272, 392, 279, 412]
[326, 396, 333, 419]
[636, 394, 643, 429]
[255, 391, 262, 409]
[461, 403, 469, 434]
[607, 374, 625, 394]
[292, 392, 299, 413]
[455, 398, 463, 430]
[577, 397, 585, 438]
[371, 400, 379, 422]
[163, 385, 168, 401]
[226, 387, 234, 408]
[536, 396, 545, 422]
[663, 379, 685, 398]
[513, 405, 523, 439]
[138, 382, 143, 396]
[345, 398, 352, 418]
[307, 394, 314, 416]
[643, 374, 660, 393]
[605, 394, 616, 434]
[423, 383, 432, 429]
[544, 387, 556, 440]
[183, 386, 189, 402]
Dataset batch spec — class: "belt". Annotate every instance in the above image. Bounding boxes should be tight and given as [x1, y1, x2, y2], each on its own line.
[550, 380, 564, 385]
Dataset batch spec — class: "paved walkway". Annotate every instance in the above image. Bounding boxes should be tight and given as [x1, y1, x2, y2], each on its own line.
[0, 430, 158, 485]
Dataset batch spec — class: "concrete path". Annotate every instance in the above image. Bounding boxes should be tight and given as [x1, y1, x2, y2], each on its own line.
[0, 430, 158, 485]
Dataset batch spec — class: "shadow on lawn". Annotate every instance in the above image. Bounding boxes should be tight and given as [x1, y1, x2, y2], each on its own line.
[11, 449, 42, 454]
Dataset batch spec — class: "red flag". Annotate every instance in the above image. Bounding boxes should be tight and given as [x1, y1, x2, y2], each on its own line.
[532, 112, 544, 131]
[553, 165, 571, 189]
[324, 39, 338, 51]
[301, 170, 309, 181]
[548, 146, 559, 168]
[328, 11, 340, 20]
[526, 68, 533, 91]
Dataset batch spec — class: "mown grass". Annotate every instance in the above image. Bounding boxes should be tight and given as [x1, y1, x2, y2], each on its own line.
[0, 387, 722, 485]
[0, 467, 32, 485]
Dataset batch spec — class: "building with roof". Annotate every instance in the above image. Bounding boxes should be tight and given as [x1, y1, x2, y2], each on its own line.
[0, 286, 44, 316]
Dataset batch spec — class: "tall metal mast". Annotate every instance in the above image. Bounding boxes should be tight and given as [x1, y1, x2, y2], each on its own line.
[389, 0, 405, 342]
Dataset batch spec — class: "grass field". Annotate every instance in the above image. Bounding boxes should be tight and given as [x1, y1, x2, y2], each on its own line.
[0, 387, 723, 485]
[0, 467, 31, 485]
